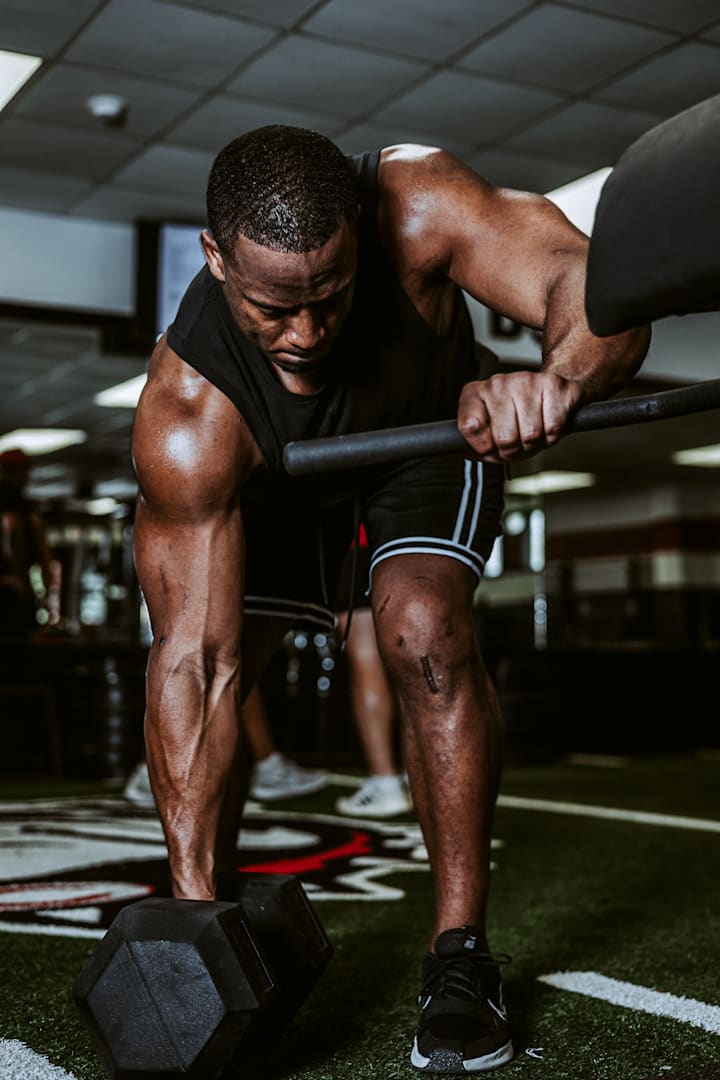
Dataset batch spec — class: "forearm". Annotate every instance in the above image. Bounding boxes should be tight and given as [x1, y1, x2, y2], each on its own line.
[541, 261, 651, 404]
[144, 641, 242, 900]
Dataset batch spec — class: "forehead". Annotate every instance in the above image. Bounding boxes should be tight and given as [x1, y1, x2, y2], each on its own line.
[229, 217, 357, 304]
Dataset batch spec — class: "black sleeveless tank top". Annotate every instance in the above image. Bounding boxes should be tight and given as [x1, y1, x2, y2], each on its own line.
[167, 152, 480, 506]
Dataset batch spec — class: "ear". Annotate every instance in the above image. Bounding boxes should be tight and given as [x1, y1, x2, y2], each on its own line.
[201, 228, 226, 283]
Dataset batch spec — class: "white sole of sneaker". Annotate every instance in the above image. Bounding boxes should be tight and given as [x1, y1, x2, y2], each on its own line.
[410, 1036, 514, 1073]
[335, 800, 413, 818]
[249, 776, 328, 801]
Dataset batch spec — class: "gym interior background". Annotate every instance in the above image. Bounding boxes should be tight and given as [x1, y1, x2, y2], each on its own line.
[2, 0, 720, 783]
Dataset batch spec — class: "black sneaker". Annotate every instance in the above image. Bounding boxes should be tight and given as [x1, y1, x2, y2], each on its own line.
[411, 926, 513, 1074]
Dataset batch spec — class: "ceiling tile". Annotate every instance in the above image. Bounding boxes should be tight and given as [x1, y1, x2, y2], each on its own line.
[596, 43, 720, 115]
[303, 0, 533, 62]
[227, 35, 428, 113]
[178, 0, 320, 26]
[0, 0, 99, 56]
[11, 63, 202, 139]
[373, 70, 563, 142]
[334, 122, 474, 159]
[0, 118, 142, 180]
[459, 5, 673, 93]
[466, 148, 588, 193]
[505, 100, 662, 165]
[70, 185, 206, 225]
[566, 0, 720, 33]
[111, 144, 215, 197]
[169, 94, 343, 152]
[65, 0, 278, 88]
[0, 166, 93, 214]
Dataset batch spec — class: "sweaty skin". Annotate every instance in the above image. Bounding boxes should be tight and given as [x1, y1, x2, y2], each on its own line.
[132, 145, 650, 912]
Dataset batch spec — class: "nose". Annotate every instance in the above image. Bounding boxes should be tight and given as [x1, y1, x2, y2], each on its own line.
[285, 307, 324, 352]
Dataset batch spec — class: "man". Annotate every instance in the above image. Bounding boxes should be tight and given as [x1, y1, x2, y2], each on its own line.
[132, 126, 649, 1073]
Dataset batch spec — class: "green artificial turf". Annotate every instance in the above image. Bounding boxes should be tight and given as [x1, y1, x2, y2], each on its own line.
[1, 755, 720, 1080]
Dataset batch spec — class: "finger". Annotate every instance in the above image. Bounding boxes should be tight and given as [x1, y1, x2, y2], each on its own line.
[458, 393, 495, 457]
[511, 392, 547, 454]
[540, 384, 574, 447]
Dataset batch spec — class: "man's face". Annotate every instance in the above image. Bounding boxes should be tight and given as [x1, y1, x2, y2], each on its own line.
[202, 217, 357, 379]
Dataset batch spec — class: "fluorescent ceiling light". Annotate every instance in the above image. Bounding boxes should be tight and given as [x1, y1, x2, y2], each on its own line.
[671, 443, 720, 467]
[506, 470, 596, 495]
[95, 478, 139, 499]
[545, 167, 612, 236]
[0, 429, 87, 455]
[86, 497, 119, 516]
[25, 481, 76, 499]
[95, 374, 147, 408]
[0, 49, 42, 112]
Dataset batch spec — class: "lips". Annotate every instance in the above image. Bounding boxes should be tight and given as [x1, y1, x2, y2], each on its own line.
[274, 348, 329, 367]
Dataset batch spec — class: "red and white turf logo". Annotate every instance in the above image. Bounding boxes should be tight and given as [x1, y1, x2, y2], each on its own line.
[0, 797, 431, 937]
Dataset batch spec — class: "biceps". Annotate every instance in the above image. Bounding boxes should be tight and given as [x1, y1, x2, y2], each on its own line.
[133, 498, 244, 653]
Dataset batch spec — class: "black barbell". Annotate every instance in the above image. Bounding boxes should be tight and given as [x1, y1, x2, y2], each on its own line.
[283, 378, 720, 476]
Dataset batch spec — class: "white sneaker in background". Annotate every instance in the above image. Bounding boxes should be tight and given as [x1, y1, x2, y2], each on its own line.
[123, 761, 155, 807]
[250, 751, 329, 801]
[335, 774, 413, 818]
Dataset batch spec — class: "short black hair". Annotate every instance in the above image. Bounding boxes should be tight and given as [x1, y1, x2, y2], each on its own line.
[207, 125, 358, 257]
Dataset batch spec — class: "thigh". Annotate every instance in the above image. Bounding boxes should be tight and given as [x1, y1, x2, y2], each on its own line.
[362, 456, 505, 590]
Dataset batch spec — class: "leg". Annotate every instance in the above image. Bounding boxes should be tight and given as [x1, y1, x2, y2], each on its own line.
[335, 605, 411, 817]
[337, 607, 399, 776]
[242, 683, 277, 761]
[371, 553, 501, 951]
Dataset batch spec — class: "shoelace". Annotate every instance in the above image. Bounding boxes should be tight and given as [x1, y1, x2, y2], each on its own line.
[420, 952, 511, 1003]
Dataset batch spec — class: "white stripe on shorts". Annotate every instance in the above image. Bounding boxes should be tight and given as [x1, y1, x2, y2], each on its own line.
[452, 460, 483, 547]
[370, 540, 485, 583]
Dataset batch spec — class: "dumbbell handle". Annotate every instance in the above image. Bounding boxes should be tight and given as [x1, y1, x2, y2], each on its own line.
[284, 378, 720, 476]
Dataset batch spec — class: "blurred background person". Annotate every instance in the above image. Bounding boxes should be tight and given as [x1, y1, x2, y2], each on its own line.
[244, 682, 329, 800]
[0, 448, 53, 639]
[124, 681, 328, 805]
[335, 527, 412, 818]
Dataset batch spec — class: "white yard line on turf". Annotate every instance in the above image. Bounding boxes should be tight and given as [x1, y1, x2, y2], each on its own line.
[497, 794, 720, 833]
[539, 972, 720, 1035]
[0, 1040, 80, 1080]
[0, 920, 105, 939]
[564, 753, 628, 768]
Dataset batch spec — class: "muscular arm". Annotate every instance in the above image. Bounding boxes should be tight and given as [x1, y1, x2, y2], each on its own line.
[379, 146, 651, 461]
[132, 342, 260, 899]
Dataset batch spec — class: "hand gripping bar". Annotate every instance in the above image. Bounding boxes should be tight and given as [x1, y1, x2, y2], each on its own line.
[283, 378, 720, 476]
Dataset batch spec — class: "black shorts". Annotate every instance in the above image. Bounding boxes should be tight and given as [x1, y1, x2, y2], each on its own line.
[242, 456, 504, 630]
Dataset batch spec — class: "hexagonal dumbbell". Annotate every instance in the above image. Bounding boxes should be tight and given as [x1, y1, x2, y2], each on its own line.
[234, 872, 333, 1043]
[73, 874, 332, 1078]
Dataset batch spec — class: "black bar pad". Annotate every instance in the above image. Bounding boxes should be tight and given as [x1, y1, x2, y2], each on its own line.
[283, 379, 720, 475]
[585, 92, 720, 336]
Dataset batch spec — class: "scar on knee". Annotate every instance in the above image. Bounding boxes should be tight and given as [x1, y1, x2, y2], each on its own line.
[420, 655, 439, 693]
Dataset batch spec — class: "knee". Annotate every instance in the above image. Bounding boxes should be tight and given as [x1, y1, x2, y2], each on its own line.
[374, 589, 475, 700]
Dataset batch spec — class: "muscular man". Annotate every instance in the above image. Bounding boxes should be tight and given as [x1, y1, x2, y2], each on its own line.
[132, 126, 649, 1073]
